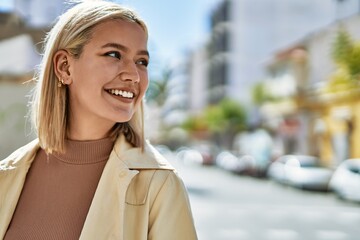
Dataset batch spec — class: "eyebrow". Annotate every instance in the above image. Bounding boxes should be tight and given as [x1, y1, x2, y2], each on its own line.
[101, 42, 150, 58]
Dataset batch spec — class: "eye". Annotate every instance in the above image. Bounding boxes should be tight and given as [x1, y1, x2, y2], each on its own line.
[105, 51, 121, 59]
[136, 58, 149, 67]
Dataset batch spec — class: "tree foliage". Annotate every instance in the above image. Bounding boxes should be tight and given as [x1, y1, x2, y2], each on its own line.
[146, 68, 173, 106]
[345, 43, 360, 77]
[331, 29, 360, 79]
[328, 28, 360, 92]
[182, 114, 208, 132]
[325, 67, 359, 93]
[252, 82, 270, 105]
[182, 98, 247, 135]
[332, 28, 353, 65]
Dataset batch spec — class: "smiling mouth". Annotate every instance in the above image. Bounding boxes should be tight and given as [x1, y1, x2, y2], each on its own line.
[106, 89, 135, 99]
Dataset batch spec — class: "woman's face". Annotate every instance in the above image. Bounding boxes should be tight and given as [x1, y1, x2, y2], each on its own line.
[67, 19, 149, 138]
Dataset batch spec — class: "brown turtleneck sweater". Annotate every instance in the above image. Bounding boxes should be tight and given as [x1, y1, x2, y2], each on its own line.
[4, 138, 114, 240]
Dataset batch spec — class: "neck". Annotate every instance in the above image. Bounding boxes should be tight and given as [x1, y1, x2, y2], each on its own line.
[68, 117, 115, 141]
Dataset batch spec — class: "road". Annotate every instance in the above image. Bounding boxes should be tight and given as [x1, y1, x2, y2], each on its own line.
[169, 158, 360, 240]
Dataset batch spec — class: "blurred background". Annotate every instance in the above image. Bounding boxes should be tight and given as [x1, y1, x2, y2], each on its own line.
[1, 0, 360, 239]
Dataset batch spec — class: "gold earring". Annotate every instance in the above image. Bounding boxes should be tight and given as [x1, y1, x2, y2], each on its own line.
[58, 78, 65, 87]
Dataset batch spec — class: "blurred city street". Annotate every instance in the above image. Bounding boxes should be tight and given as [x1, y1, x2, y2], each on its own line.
[169, 156, 360, 240]
[2, 0, 360, 239]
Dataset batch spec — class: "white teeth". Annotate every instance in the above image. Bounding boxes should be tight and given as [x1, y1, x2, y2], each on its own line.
[108, 89, 134, 98]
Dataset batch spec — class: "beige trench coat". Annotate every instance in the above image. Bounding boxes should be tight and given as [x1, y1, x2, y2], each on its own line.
[0, 135, 198, 240]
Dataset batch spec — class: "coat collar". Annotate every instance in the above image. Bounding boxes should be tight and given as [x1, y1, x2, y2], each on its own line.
[79, 134, 174, 239]
[0, 134, 174, 171]
[0, 138, 39, 171]
[0, 135, 174, 239]
[113, 134, 174, 170]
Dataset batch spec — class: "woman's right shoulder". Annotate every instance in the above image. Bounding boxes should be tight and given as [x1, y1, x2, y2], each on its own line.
[0, 139, 40, 170]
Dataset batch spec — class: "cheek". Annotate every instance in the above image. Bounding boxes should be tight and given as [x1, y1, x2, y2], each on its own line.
[143, 79, 149, 92]
[103, 61, 121, 75]
[76, 57, 119, 78]
[140, 73, 149, 95]
[135, 79, 148, 107]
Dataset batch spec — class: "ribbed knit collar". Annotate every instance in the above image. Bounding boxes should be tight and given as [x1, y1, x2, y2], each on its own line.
[53, 138, 115, 165]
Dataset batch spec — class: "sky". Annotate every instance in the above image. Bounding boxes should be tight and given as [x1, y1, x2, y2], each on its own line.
[0, 0, 222, 77]
[119, 0, 221, 66]
[116, 0, 222, 78]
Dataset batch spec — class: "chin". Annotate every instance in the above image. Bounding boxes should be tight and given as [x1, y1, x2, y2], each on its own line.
[114, 114, 133, 123]
[110, 108, 136, 122]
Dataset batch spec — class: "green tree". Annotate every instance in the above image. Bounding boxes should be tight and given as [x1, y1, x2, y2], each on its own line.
[345, 43, 360, 77]
[252, 82, 268, 105]
[325, 67, 358, 93]
[332, 28, 353, 65]
[182, 98, 247, 149]
[146, 67, 173, 106]
[328, 29, 360, 93]
[182, 114, 208, 132]
[205, 98, 247, 149]
[331, 29, 360, 79]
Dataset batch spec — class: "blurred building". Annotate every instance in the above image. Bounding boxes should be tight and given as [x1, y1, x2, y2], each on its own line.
[0, 0, 70, 159]
[182, 0, 360, 158]
[261, 13, 360, 167]
[187, 0, 359, 113]
[14, 0, 68, 27]
[207, 0, 230, 104]
[187, 46, 208, 115]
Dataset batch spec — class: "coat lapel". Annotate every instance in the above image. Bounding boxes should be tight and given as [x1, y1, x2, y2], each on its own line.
[79, 150, 138, 240]
[0, 139, 39, 239]
[79, 135, 134, 239]
[79, 135, 174, 239]
[0, 135, 174, 239]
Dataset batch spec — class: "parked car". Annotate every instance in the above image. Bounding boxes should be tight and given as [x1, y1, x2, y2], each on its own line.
[175, 147, 203, 165]
[194, 142, 218, 165]
[216, 151, 253, 174]
[267, 155, 333, 191]
[267, 155, 289, 184]
[234, 129, 273, 177]
[329, 159, 360, 203]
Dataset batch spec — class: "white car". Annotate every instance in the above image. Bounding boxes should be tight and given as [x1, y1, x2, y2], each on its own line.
[216, 151, 259, 175]
[329, 159, 360, 202]
[268, 155, 333, 191]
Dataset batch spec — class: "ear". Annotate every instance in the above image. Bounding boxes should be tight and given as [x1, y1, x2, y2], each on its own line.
[53, 50, 73, 85]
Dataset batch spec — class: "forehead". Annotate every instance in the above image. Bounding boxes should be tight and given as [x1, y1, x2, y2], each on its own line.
[89, 19, 148, 48]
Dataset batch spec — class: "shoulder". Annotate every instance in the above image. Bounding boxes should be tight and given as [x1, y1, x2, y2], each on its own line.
[0, 139, 39, 171]
[143, 143, 175, 170]
[115, 135, 175, 170]
[126, 169, 185, 205]
[143, 169, 182, 191]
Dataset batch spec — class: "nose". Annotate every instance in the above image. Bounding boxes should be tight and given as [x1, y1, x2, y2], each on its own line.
[120, 61, 140, 83]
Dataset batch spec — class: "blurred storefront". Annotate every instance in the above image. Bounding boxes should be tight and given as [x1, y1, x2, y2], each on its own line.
[301, 13, 360, 167]
[304, 87, 360, 168]
[261, 14, 360, 167]
[260, 47, 309, 158]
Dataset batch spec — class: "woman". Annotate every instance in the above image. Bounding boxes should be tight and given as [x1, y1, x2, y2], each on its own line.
[0, 1, 197, 239]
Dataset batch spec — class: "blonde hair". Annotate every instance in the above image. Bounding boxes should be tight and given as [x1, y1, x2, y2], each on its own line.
[31, 1, 148, 154]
